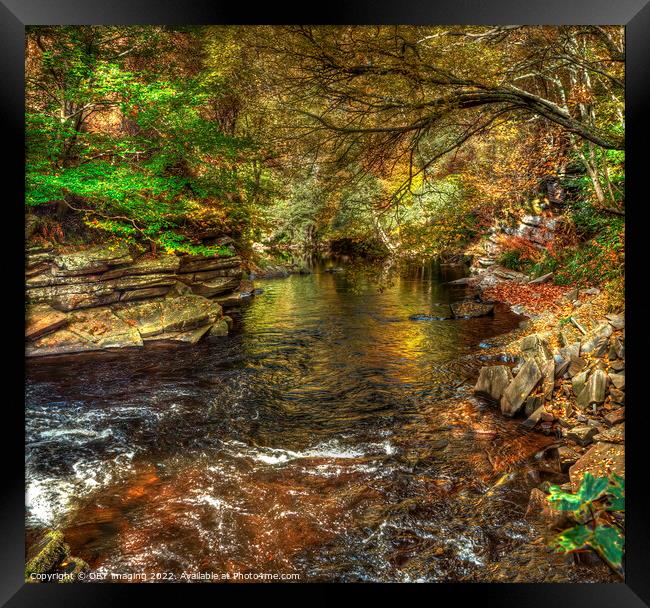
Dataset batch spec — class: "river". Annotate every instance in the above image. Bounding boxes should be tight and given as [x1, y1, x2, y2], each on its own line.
[25, 261, 610, 582]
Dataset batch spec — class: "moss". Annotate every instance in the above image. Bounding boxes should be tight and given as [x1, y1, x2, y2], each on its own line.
[25, 530, 69, 580]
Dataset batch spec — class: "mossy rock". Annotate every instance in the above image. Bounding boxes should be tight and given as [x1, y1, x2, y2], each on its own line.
[25, 530, 69, 580]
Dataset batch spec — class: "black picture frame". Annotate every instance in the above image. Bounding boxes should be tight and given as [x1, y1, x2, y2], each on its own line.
[3, 1, 648, 605]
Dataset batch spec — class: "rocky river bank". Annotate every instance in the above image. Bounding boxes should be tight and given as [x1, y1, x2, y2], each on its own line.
[25, 240, 254, 357]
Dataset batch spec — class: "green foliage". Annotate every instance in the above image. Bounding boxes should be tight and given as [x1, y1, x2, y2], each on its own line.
[547, 473, 624, 575]
[554, 219, 624, 287]
[498, 250, 528, 272]
[26, 26, 254, 255]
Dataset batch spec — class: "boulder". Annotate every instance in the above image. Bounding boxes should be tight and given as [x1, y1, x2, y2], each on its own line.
[609, 387, 625, 405]
[567, 425, 599, 447]
[609, 372, 625, 390]
[25, 304, 68, 340]
[25, 530, 69, 578]
[593, 424, 625, 445]
[572, 370, 589, 399]
[524, 488, 555, 520]
[567, 356, 587, 378]
[604, 407, 625, 426]
[521, 405, 545, 429]
[569, 442, 625, 492]
[473, 365, 513, 402]
[541, 360, 555, 400]
[576, 369, 607, 409]
[52, 243, 132, 276]
[501, 359, 542, 417]
[524, 394, 543, 417]
[556, 446, 581, 473]
[450, 301, 495, 318]
[605, 313, 624, 330]
[100, 254, 180, 279]
[113, 295, 222, 338]
[185, 276, 241, 298]
[144, 324, 212, 345]
[520, 334, 553, 368]
[178, 254, 240, 274]
[208, 319, 229, 337]
[580, 322, 613, 357]
[26, 307, 143, 357]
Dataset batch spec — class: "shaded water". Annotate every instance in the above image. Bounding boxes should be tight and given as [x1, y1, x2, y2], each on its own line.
[25, 262, 597, 582]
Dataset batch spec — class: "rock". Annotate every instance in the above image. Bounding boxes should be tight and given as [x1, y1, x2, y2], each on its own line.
[580, 287, 601, 296]
[25, 530, 69, 578]
[576, 369, 607, 409]
[567, 425, 599, 447]
[580, 322, 613, 357]
[529, 272, 553, 284]
[208, 319, 229, 337]
[450, 301, 495, 318]
[53, 243, 132, 276]
[559, 342, 580, 361]
[520, 334, 553, 368]
[119, 287, 170, 302]
[541, 360, 555, 400]
[178, 254, 240, 274]
[445, 277, 473, 285]
[144, 324, 212, 345]
[474, 365, 513, 402]
[610, 359, 625, 372]
[26, 307, 143, 357]
[185, 276, 241, 297]
[524, 488, 554, 520]
[609, 372, 625, 390]
[222, 315, 234, 330]
[609, 387, 625, 405]
[556, 446, 581, 473]
[114, 295, 222, 338]
[501, 359, 542, 417]
[569, 442, 625, 491]
[610, 336, 625, 360]
[100, 254, 180, 279]
[594, 424, 625, 444]
[572, 370, 589, 398]
[553, 354, 570, 379]
[521, 406, 544, 429]
[569, 356, 587, 377]
[25, 304, 68, 340]
[605, 313, 625, 330]
[604, 407, 625, 426]
[524, 394, 543, 417]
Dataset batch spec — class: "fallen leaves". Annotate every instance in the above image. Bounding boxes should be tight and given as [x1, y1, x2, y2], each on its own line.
[485, 282, 572, 315]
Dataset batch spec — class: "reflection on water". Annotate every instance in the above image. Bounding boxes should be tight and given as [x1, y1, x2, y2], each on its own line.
[25, 262, 609, 582]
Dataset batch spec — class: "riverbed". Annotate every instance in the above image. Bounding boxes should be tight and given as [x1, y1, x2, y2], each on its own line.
[25, 262, 610, 582]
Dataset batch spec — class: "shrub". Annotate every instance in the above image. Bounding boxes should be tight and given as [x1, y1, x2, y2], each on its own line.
[547, 472, 624, 577]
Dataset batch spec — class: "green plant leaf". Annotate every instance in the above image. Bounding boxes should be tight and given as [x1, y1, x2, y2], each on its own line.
[589, 525, 624, 572]
[578, 472, 609, 503]
[547, 485, 583, 511]
[552, 524, 592, 553]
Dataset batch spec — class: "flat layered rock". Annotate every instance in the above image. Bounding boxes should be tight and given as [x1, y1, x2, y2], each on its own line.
[474, 365, 513, 402]
[144, 324, 212, 345]
[26, 307, 143, 357]
[100, 254, 180, 280]
[52, 243, 132, 276]
[569, 442, 625, 491]
[25, 304, 68, 340]
[186, 276, 241, 298]
[113, 295, 222, 337]
[501, 359, 542, 417]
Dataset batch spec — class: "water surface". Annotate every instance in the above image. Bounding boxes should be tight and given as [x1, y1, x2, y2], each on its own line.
[25, 263, 611, 582]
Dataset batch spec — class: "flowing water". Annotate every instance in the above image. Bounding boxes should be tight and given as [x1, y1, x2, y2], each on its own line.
[25, 262, 609, 582]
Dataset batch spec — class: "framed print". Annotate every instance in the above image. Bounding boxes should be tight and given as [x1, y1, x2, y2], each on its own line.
[2, 0, 649, 605]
